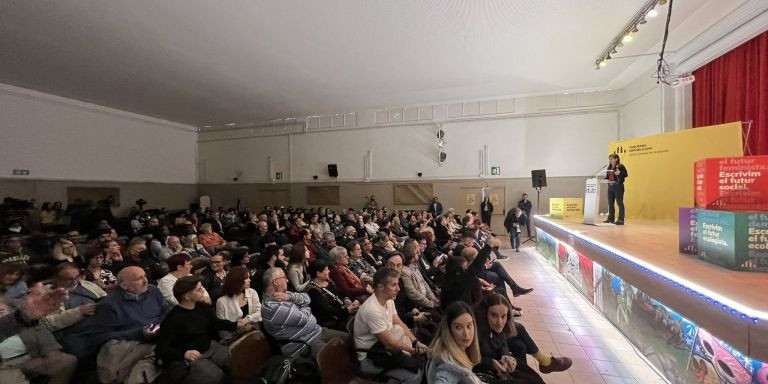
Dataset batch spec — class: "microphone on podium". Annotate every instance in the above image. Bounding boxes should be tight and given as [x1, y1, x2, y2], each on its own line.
[590, 164, 609, 178]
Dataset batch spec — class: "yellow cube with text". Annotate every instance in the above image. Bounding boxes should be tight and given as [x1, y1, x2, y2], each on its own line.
[549, 198, 583, 219]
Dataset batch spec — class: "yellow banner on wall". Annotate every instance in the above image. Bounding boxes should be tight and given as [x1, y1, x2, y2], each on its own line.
[609, 122, 743, 220]
[550, 198, 583, 219]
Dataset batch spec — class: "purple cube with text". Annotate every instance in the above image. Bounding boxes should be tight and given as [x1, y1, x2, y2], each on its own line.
[679, 208, 698, 254]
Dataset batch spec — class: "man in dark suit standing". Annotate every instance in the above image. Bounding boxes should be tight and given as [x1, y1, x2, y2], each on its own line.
[517, 194, 533, 237]
[427, 197, 443, 216]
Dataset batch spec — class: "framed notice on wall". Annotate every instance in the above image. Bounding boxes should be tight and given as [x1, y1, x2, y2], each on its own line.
[394, 184, 433, 205]
[307, 186, 340, 205]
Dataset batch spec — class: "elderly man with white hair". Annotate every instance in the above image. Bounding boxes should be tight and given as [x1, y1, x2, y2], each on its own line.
[260, 267, 349, 359]
[59, 266, 171, 383]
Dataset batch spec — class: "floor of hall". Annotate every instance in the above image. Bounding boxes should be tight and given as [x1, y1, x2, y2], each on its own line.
[499, 241, 667, 384]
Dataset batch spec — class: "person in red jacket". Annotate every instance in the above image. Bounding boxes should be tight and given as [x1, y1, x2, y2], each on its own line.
[328, 246, 372, 302]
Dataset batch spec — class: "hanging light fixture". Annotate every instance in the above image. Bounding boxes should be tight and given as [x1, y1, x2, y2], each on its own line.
[593, 0, 664, 68]
[599, 60, 608, 68]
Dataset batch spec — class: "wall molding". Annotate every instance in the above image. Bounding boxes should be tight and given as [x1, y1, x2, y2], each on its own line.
[0, 83, 198, 134]
[671, 0, 768, 72]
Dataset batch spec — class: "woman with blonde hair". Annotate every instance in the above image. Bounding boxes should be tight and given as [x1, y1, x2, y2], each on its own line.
[427, 301, 483, 384]
[52, 238, 78, 264]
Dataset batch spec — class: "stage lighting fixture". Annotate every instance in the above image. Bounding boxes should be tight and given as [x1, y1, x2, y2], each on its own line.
[438, 152, 447, 163]
[593, 0, 663, 68]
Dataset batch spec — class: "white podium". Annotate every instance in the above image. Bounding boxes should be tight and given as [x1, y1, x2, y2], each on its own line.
[583, 178, 614, 225]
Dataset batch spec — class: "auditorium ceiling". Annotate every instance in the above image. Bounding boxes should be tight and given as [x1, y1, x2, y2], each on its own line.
[0, 0, 753, 126]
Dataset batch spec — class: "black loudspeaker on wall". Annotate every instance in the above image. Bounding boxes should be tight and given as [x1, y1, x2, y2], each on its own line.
[328, 164, 338, 177]
[531, 169, 547, 189]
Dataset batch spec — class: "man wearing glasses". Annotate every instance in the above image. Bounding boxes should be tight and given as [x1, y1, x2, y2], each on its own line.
[260, 267, 349, 359]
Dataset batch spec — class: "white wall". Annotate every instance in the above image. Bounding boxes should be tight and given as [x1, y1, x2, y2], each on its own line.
[198, 111, 619, 183]
[0, 84, 198, 183]
[619, 70, 663, 140]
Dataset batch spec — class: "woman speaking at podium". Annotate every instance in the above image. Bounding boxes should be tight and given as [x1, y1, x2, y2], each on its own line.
[604, 154, 628, 225]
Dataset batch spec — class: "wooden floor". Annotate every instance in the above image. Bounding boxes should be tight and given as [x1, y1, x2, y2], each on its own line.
[537, 216, 768, 316]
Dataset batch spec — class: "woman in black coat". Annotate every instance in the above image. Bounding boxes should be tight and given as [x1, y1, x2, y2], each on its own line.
[474, 293, 571, 383]
[305, 261, 358, 331]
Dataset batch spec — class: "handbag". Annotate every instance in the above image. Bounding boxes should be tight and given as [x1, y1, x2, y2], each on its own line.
[257, 355, 320, 384]
[366, 341, 423, 373]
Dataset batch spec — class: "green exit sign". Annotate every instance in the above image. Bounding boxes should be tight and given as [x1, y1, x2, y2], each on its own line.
[12, 169, 30, 176]
[490, 166, 500, 175]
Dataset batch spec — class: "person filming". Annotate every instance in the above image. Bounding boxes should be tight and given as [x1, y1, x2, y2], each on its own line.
[604, 154, 628, 225]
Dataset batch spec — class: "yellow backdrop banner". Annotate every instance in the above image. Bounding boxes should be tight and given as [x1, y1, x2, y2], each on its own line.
[609, 122, 743, 220]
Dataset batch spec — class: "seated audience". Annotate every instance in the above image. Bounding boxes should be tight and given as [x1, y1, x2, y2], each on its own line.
[59, 266, 170, 382]
[251, 245, 285, 297]
[159, 253, 211, 306]
[400, 240, 439, 310]
[182, 234, 211, 260]
[329, 246, 373, 302]
[249, 221, 276, 254]
[149, 226, 171, 259]
[200, 251, 229, 302]
[158, 235, 185, 262]
[426, 301, 482, 384]
[354, 267, 425, 384]
[0, 235, 29, 265]
[306, 260, 359, 331]
[116, 237, 163, 284]
[286, 244, 311, 292]
[198, 223, 232, 253]
[0, 262, 27, 304]
[346, 240, 376, 283]
[216, 266, 261, 340]
[36, 263, 103, 336]
[83, 248, 117, 290]
[156, 275, 241, 384]
[475, 293, 571, 379]
[360, 237, 383, 268]
[101, 239, 124, 272]
[440, 252, 485, 311]
[51, 238, 79, 264]
[260, 267, 349, 358]
[0, 283, 76, 384]
[386, 253, 436, 343]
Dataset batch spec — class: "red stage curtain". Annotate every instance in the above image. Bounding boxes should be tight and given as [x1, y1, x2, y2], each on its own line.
[692, 30, 768, 155]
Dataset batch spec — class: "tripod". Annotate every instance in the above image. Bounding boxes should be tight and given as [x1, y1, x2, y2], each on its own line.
[522, 186, 542, 244]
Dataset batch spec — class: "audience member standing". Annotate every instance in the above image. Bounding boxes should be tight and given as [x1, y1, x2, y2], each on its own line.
[517, 194, 533, 237]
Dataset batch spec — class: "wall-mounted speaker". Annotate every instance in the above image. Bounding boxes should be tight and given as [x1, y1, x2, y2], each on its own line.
[328, 164, 338, 178]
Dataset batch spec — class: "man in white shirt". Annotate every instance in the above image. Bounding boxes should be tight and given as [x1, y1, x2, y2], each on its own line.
[354, 267, 426, 384]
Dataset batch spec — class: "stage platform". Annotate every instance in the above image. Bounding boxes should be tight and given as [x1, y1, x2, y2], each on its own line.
[534, 215, 768, 363]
